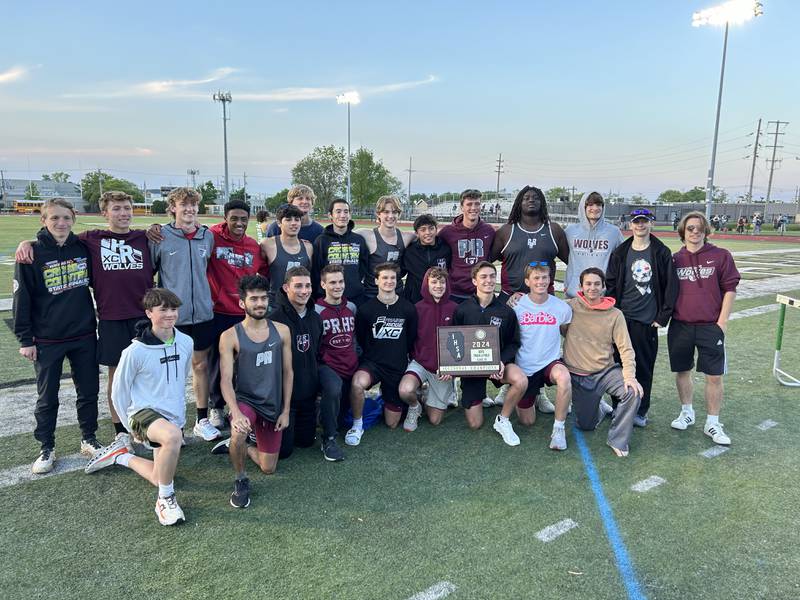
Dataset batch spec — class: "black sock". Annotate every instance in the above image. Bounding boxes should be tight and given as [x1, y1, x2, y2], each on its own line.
[197, 407, 209, 421]
[113, 421, 128, 435]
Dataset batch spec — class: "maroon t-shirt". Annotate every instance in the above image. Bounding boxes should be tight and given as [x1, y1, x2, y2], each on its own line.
[79, 229, 155, 320]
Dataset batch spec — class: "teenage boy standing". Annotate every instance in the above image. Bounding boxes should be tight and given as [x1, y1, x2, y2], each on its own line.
[265, 184, 324, 243]
[261, 204, 313, 305]
[401, 214, 451, 305]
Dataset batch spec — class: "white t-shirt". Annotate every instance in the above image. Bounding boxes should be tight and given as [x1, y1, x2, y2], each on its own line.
[513, 293, 572, 376]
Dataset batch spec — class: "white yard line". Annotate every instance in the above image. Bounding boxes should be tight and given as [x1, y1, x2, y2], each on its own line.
[756, 420, 778, 431]
[0, 453, 86, 489]
[406, 582, 457, 600]
[630, 475, 666, 493]
[700, 445, 729, 458]
[535, 518, 578, 542]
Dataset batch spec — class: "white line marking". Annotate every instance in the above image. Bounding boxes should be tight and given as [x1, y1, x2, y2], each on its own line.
[536, 518, 578, 542]
[406, 581, 457, 600]
[700, 445, 729, 458]
[756, 419, 778, 431]
[630, 475, 666, 492]
[0, 453, 86, 489]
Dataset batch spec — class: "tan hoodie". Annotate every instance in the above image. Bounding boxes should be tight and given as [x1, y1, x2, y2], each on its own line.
[563, 293, 636, 380]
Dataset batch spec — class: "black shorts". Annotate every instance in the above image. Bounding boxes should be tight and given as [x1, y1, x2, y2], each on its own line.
[97, 317, 143, 366]
[357, 360, 402, 410]
[667, 320, 727, 376]
[460, 376, 503, 409]
[176, 320, 215, 352]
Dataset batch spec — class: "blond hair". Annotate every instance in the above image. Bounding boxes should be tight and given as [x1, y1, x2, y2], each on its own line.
[40, 198, 76, 219]
[166, 187, 201, 209]
[288, 184, 316, 204]
[376, 195, 402, 214]
[99, 190, 133, 212]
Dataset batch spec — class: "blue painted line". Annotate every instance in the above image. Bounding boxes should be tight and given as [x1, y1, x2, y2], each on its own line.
[573, 428, 647, 600]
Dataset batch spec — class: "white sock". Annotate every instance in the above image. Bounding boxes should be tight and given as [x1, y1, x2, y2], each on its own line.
[706, 415, 719, 426]
[116, 452, 132, 467]
[352, 418, 363, 430]
[682, 403, 694, 414]
[158, 482, 174, 499]
[553, 420, 565, 429]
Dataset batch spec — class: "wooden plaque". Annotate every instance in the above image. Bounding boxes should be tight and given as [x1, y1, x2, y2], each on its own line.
[437, 325, 501, 377]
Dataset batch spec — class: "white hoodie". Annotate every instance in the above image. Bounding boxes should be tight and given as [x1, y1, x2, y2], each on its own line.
[112, 324, 193, 429]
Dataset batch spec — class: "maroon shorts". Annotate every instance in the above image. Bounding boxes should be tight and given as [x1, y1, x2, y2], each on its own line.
[518, 360, 564, 409]
[238, 402, 282, 454]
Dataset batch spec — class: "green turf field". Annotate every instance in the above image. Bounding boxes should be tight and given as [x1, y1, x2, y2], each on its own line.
[2, 215, 800, 600]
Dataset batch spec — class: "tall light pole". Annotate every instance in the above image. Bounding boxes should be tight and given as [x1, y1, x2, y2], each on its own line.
[336, 91, 360, 204]
[692, 0, 763, 219]
[213, 91, 232, 201]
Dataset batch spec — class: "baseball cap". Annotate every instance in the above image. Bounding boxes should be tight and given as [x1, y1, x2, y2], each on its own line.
[629, 208, 655, 221]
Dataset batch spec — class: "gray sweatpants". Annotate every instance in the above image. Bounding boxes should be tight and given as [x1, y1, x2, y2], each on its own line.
[571, 365, 640, 452]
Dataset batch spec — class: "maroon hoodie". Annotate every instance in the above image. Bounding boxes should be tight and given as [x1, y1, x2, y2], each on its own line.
[438, 214, 495, 297]
[673, 243, 740, 324]
[412, 268, 458, 373]
[314, 296, 359, 379]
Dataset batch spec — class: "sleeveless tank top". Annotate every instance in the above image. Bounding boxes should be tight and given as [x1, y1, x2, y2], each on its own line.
[268, 237, 311, 305]
[234, 321, 283, 421]
[500, 222, 559, 294]
[364, 227, 406, 297]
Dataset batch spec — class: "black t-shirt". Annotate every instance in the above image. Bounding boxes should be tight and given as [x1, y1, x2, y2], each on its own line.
[355, 296, 417, 374]
[621, 246, 658, 324]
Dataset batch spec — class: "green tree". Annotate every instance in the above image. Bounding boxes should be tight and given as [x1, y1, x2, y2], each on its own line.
[657, 189, 684, 203]
[81, 171, 144, 212]
[197, 180, 219, 214]
[713, 188, 727, 203]
[41, 172, 71, 183]
[682, 187, 706, 204]
[229, 186, 251, 203]
[24, 183, 40, 200]
[151, 200, 167, 214]
[291, 145, 346, 207]
[348, 147, 402, 209]
[265, 188, 290, 213]
[545, 187, 571, 203]
[630, 194, 647, 204]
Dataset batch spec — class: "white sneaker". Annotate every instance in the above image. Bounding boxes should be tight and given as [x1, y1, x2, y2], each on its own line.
[85, 438, 130, 474]
[671, 409, 696, 431]
[32, 448, 55, 474]
[80, 438, 103, 458]
[482, 396, 494, 408]
[114, 431, 135, 454]
[493, 415, 520, 446]
[403, 403, 423, 432]
[193, 418, 221, 441]
[209, 408, 227, 429]
[704, 422, 731, 445]
[549, 427, 567, 451]
[155, 494, 185, 526]
[446, 393, 459, 408]
[493, 384, 508, 406]
[536, 391, 555, 414]
[345, 427, 364, 446]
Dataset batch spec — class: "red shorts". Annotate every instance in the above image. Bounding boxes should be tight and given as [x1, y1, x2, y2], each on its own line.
[518, 360, 564, 409]
[238, 402, 283, 454]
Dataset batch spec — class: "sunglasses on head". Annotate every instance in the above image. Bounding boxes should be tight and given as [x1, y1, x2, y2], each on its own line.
[529, 261, 549, 267]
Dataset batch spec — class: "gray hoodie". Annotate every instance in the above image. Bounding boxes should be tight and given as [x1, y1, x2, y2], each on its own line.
[564, 193, 624, 298]
[149, 223, 215, 325]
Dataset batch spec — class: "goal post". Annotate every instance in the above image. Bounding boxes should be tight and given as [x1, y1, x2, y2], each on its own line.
[774, 295, 800, 387]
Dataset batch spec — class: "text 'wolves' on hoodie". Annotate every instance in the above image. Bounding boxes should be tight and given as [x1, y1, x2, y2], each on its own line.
[564, 193, 624, 298]
[413, 268, 457, 373]
[13, 228, 96, 347]
[268, 288, 322, 407]
[672, 243, 740, 324]
[312, 221, 369, 300]
[111, 321, 193, 430]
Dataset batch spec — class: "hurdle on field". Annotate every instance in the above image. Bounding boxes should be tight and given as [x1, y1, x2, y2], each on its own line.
[774, 294, 800, 387]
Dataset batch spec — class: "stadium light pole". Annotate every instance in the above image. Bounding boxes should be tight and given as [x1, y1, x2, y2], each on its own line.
[692, 0, 762, 219]
[336, 91, 360, 204]
[213, 91, 232, 201]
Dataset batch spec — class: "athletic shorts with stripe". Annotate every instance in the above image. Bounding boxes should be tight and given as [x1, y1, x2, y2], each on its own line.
[667, 320, 727, 376]
[404, 360, 456, 411]
[518, 359, 564, 409]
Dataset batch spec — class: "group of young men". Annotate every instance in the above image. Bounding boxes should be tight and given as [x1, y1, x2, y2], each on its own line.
[13, 184, 740, 524]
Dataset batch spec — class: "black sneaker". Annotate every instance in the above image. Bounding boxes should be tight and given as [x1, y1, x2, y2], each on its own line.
[211, 438, 231, 455]
[322, 437, 345, 462]
[230, 477, 251, 508]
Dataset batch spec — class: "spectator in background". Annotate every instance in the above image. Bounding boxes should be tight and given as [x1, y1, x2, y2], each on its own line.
[266, 185, 324, 244]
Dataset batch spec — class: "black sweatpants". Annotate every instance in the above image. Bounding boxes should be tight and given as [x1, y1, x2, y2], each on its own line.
[279, 405, 317, 459]
[33, 337, 99, 449]
[615, 319, 658, 417]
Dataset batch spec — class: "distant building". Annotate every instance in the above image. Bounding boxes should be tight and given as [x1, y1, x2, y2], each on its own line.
[1, 179, 85, 211]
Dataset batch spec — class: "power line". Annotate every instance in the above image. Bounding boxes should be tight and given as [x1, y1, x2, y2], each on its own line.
[495, 153, 504, 198]
[746, 118, 762, 202]
[765, 120, 789, 202]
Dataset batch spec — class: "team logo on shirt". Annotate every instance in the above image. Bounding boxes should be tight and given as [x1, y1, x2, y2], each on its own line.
[519, 311, 557, 325]
[296, 333, 310, 352]
[372, 316, 405, 339]
[326, 243, 360, 266]
[100, 238, 144, 271]
[387, 250, 400, 262]
[572, 238, 610, 253]
[456, 238, 486, 265]
[436, 258, 447, 269]
[676, 265, 715, 282]
[255, 350, 273, 366]
[42, 257, 90, 294]
[216, 247, 254, 268]
[490, 316, 502, 327]
[527, 238, 537, 249]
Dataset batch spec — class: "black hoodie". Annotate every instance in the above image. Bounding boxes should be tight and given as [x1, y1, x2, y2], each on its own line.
[401, 237, 452, 304]
[268, 288, 322, 407]
[13, 228, 96, 347]
[312, 221, 369, 300]
[453, 294, 520, 364]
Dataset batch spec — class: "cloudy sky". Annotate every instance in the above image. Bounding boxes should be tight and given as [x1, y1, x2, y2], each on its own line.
[2, 1, 799, 200]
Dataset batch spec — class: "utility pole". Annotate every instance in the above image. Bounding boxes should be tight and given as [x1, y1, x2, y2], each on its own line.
[213, 91, 232, 201]
[569, 186, 577, 202]
[98, 168, 103, 197]
[495, 153, 504, 199]
[765, 120, 788, 202]
[405, 157, 416, 209]
[242, 171, 247, 204]
[187, 169, 199, 188]
[747, 118, 762, 202]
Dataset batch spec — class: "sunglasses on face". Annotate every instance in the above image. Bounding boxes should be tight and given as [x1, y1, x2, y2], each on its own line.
[686, 225, 703, 232]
